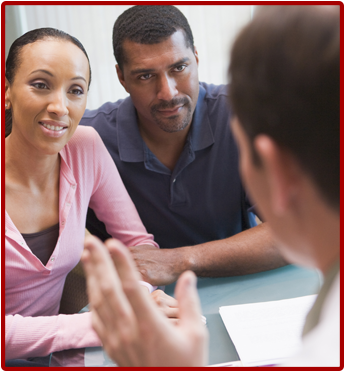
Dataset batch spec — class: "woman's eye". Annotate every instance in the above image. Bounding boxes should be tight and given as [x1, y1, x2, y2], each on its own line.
[69, 88, 84, 95]
[32, 82, 48, 89]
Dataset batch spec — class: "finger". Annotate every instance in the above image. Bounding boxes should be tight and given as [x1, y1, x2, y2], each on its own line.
[106, 239, 165, 324]
[83, 236, 141, 366]
[151, 290, 179, 308]
[82, 241, 113, 316]
[82, 242, 117, 344]
[105, 238, 143, 284]
[168, 318, 179, 326]
[83, 236, 134, 328]
[160, 306, 179, 319]
[160, 292, 179, 308]
[174, 271, 204, 329]
[89, 303, 110, 348]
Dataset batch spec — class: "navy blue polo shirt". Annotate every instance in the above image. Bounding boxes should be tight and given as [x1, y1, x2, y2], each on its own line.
[81, 82, 256, 248]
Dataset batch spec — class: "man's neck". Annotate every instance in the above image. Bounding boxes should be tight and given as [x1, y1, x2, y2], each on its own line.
[138, 118, 192, 172]
[305, 198, 340, 276]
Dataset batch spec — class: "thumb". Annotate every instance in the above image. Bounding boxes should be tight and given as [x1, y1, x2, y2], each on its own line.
[174, 271, 203, 328]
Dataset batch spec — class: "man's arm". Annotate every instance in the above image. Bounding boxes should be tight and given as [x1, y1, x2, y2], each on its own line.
[130, 222, 288, 286]
[82, 235, 208, 367]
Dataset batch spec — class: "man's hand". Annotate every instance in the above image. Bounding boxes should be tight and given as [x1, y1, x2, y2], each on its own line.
[132, 223, 287, 284]
[82, 235, 208, 367]
[129, 246, 186, 286]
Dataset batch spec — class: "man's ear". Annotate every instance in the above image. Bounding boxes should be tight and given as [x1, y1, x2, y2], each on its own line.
[193, 46, 199, 66]
[254, 135, 301, 216]
[115, 64, 129, 93]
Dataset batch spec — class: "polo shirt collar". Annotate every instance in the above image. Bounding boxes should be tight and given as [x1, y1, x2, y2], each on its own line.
[188, 83, 214, 151]
[117, 97, 145, 162]
[117, 83, 214, 163]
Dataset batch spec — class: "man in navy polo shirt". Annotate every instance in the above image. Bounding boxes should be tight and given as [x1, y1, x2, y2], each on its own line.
[81, 5, 287, 286]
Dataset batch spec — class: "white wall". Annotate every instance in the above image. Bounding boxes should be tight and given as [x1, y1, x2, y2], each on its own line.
[5, 5, 252, 109]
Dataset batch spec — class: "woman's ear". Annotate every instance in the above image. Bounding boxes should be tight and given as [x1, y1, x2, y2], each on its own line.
[254, 135, 301, 216]
[5, 77, 11, 109]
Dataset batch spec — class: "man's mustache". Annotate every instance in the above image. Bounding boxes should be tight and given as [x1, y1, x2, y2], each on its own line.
[151, 97, 190, 112]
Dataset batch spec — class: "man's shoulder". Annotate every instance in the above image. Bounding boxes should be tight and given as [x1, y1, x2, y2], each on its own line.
[80, 97, 135, 141]
[199, 82, 230, 117]
[197, 82, 231, 123]
[200, 82, 229, 101]
[82, 99, 126, 121]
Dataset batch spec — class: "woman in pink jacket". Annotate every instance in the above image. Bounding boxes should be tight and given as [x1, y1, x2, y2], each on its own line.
[5, 28, 160, 366]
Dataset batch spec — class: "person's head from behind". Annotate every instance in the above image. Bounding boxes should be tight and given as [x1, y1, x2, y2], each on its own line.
[229, 6, 339, 272]
[112, 6, 200, 134]
[5, 27, 91, 154]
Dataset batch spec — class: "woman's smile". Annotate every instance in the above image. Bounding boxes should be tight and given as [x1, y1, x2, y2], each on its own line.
[39, 120, 68, 138]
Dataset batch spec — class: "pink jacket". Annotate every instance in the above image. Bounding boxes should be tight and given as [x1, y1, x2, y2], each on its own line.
[5, 126, 158, 360]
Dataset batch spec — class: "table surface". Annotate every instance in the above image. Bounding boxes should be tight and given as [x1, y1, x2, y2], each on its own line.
[165, 264, 321, 365]
[51, 264, 321, 367]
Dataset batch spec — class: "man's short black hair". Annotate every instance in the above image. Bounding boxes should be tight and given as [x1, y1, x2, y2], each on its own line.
[113, 5, 194, 71]
[229, 6, 340, 211]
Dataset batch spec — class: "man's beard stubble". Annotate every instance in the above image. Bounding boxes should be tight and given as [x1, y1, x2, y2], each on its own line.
[151, 97, 193, 133]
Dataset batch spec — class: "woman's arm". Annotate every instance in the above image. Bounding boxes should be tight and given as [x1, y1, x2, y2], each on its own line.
[5, 312, 101, 360]
[88, 129, 159, 249]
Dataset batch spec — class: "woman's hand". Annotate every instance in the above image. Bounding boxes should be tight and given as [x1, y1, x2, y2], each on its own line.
[150, 290, 179, 319]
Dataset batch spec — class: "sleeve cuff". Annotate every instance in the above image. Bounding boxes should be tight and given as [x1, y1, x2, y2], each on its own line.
[138, 281, 157, 293]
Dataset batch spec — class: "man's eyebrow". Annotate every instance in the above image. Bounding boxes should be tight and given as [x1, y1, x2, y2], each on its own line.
[168, 57, 190, 69]
[130, 57, 191, 76]
[130, 68, 155, 76]
[29, 69, 87, 84]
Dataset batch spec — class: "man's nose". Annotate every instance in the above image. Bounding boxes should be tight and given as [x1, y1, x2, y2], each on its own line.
[156, 75, 178, 101]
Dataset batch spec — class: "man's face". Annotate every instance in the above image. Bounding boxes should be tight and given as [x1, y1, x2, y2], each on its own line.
[117, 30, 199, 133]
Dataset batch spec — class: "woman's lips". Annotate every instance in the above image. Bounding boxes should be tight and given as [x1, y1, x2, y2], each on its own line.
[39, 121, 68, 138]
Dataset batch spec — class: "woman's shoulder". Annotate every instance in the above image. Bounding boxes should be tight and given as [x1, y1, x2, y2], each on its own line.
[70, 125, 98, 142]
[64, 126, 101, 151]
[61, 126, 102, 162]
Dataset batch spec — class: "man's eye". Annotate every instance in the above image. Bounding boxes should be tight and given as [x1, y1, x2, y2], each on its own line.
[139, 74, 153, 80]
[175, 65, 186, 72]
[32, 82, 48, 89]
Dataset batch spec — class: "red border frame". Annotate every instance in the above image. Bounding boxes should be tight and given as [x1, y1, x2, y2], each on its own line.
[1, 2, 344, 371]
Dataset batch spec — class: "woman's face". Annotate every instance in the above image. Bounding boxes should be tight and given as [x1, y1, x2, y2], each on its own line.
[5, 38, 90, 155]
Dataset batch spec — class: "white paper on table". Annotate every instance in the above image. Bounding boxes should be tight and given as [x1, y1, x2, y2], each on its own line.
[219, 294, 317, 366]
